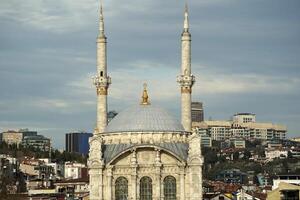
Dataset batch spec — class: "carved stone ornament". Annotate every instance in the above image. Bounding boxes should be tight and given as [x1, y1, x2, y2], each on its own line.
[188, 132, 202, 158]
[88, 136, 103, 167]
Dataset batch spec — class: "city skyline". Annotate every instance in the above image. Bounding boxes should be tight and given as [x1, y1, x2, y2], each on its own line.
[0, 0, 299, 148]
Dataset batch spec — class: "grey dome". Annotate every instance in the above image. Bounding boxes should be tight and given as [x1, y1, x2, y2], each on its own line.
[105, 105, 185, 133]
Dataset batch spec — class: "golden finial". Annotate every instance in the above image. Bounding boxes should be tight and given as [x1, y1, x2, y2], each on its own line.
[141, 83, 150, 105]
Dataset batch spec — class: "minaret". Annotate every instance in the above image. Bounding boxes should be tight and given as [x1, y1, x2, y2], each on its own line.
[93, 1, 111, 134]
[177, 4, 195, 132]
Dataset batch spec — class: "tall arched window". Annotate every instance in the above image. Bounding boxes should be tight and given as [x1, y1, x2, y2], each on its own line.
[164, 176, 176, 200]
[140, 176, 152, 200]
[115, 177, 128, 200]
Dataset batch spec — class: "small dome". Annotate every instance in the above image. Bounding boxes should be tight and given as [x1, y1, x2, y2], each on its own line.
[105, 105, 184, 133]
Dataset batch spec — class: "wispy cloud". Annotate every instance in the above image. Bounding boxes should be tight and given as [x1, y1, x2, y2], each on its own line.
[0, 0, 299, 148]
[0, 0, 97, 33]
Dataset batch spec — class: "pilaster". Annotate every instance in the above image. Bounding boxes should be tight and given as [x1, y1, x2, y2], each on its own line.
[88, 136, 104, 200]
[131, 149, 138, 200]
[179, 166, 185, 200]
[154, 149, 162, 200]
[106, 165, 113, 200]
[89, 166, 104, 200]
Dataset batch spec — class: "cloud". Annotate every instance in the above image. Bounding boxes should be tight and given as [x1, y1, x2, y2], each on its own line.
[0, 0, 299, 148]
[197, 72, 300, 94]
[0, 0, 97, 33]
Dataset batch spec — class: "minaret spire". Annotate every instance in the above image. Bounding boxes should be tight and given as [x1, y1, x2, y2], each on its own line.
[184, 3, 189, 32]
[99, 0, 105, 37]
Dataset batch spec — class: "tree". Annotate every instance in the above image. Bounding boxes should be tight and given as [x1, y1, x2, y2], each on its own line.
[233, 152, 240, 160]
[244, 149, 251, 160]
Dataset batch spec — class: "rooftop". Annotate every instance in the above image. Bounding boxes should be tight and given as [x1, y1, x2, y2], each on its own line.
[105, 104, 185, 133]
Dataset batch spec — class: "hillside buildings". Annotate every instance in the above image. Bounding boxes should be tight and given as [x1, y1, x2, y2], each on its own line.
[1, 129, 51, 151]
[193, 113, 287, 141]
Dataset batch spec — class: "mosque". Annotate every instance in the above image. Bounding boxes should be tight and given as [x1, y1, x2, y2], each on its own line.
[88, 2, 203, 200]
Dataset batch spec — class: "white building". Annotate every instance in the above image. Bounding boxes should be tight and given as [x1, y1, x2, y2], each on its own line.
[193, 119, 287, 141]
[195, 121, 232, 141]
[233, 113, 256, 123]
[64, 162, 86, 180]
[232, 139, 246, 149]
[235, 189, 260, 200]
[265, 149, 288, 161]
[88, 3, 203, 200]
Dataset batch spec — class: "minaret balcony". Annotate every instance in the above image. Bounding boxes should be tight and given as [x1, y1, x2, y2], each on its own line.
[177, 74, 195, 87]
[93, 75, 111, 88]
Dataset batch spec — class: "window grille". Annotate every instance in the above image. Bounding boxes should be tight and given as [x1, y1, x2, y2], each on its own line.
[115, 177, 128, 200]
[163, 176, 176, 200]
[140, 176, 152, 200]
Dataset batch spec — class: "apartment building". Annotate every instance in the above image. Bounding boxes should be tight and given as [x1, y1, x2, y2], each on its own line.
[193, 114, 287, 141]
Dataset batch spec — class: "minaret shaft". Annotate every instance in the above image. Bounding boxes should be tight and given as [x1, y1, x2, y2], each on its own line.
[181, 35, 191, 75]
[177, 6, 194, 132]
[94, 2, 111, 134]
[97, 37, 107, 76]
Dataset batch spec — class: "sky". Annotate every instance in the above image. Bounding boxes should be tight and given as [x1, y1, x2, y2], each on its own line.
[0, 0, 299, 149]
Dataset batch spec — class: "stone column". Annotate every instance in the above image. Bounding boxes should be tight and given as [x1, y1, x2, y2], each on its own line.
[188, 164, 203, 200]
[131, 150, 138, 200]
[89, 167, 103, 200]
[180, 166, 185, 200]
[107, 166, 113, 200]
[155, 149, 162, 200]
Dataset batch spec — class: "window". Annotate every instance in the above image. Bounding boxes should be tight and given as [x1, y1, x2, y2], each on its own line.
[100, 71, 103, 77]
[140, 176, 152, 200]
[115, 177, 128, 200]
[164, 176, 176, 200]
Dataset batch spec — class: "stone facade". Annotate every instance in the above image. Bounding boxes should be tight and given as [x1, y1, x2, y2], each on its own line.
[89, 131, 203, 200]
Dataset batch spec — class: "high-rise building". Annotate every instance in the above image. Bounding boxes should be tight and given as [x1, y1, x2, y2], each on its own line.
[65, 132, 92, 155]
[192, 102, 204, 122]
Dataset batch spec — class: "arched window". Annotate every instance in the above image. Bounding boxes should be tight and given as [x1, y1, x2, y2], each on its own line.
[115, 177, 128, 200]
[140, 176, 152, 200]
[164, 176, 176, 200]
